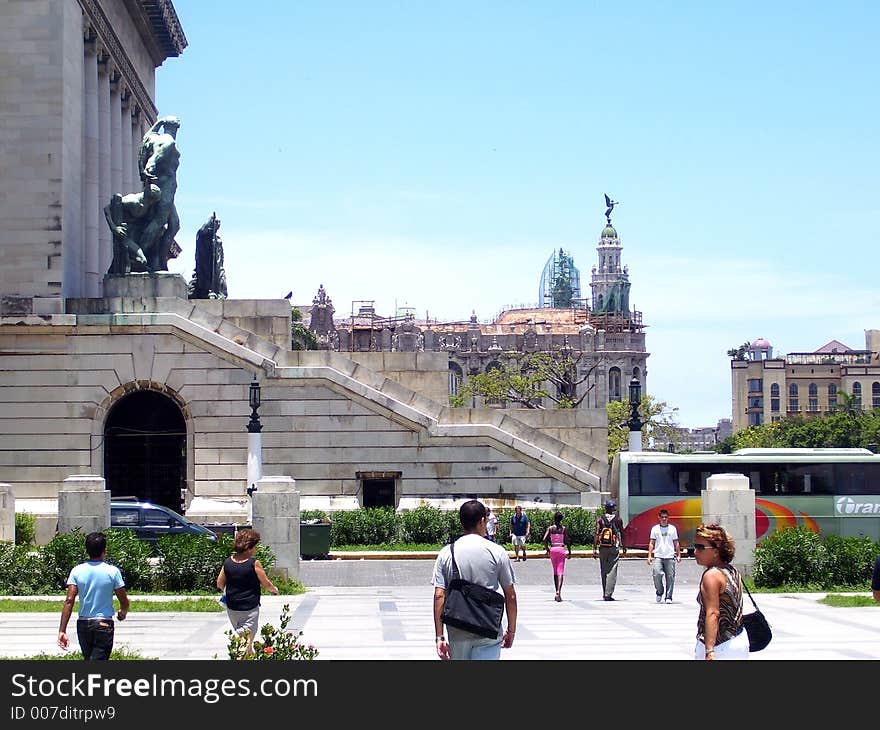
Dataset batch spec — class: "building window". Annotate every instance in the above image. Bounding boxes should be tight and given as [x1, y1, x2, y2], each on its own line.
[788, 383, 799, 412]
[609, 367, 622, 401]
[448, 362, 463, 397]
[828, 383, 837, 409]
[852, 382, 862, 408]
[747, 378, 763, 393]
[748, 412, 763, 426]
[873, 382, 880, 409]
[808, 383, 818, 412]
[770, 383, 780, 412]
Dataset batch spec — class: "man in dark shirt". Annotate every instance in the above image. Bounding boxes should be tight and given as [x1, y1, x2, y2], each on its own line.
[509, 505, 531, 562]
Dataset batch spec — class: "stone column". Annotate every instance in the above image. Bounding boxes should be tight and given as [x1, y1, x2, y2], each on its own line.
[580, 491, 602, 510]
[110, 73, 123, 199]
[121, 96, 133, 193]
[251, 476, 300, 580]
[0, 484, 14, 543]
[83, 43, 100, 297]
[57, 475, 110, 537]
[97, 56, 112, 282]
[702, 473, 756, 575]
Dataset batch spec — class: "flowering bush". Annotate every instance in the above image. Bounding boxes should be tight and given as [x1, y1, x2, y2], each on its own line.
[226, 603, 319, 661]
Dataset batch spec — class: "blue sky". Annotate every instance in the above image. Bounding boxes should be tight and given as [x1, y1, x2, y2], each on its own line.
[157, 1, 879, 429]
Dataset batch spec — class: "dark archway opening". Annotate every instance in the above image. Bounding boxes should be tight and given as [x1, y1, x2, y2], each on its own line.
[104, 390, 186, 511]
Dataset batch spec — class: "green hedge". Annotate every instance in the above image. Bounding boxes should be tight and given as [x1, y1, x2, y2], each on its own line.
[0, 527, 277, 596]
[323, 506, 602, 547]
[753, 526, 879, 589]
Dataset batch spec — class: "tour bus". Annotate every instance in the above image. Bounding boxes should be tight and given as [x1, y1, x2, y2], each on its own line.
[611, 448, 880, 550]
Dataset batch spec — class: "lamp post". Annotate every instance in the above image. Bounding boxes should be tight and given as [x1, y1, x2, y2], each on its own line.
[246, 376, 263, 505]
[627, 376, 644, 452]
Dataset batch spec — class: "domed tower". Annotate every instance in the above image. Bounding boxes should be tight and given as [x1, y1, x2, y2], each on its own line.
[586, 194, 648, 407]
[590, 221, 630, 316]
[748, 337, 773, 361]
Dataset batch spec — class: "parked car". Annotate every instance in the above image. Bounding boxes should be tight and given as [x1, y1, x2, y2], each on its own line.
[110, 501, 217, 547]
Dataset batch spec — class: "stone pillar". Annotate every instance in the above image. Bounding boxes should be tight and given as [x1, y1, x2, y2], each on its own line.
[702, 473, 755, 575]
[121, 97, 133, 194]
[251, 476, 299, 580]
[110, 74, 123, 200]
[628, 430, 643, 453]
[57, 475, 110, 537]
[0, 484, 14, 543]
[97, 57, 112, 282]
[83, 44, 100, 297]
[580, 491, 602, 510]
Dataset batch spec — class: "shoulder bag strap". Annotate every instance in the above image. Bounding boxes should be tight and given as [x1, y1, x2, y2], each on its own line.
[449, 541, 461, 580]
[740, 574, 759, 611]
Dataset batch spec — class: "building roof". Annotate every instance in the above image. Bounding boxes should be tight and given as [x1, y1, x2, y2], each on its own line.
[814, 339, 854, 353]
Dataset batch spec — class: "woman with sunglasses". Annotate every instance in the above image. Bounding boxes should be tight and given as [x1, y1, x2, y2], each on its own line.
[692, 523, 749, 660]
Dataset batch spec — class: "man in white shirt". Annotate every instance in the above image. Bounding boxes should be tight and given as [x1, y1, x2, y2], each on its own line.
[646, 509, 681, 603]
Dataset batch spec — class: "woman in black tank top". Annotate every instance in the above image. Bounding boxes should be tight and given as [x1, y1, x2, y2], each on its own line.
[216, 529, 280, 656]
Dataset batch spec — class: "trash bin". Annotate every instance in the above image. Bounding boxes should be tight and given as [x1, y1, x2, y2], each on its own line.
[300, 520, 331, 559]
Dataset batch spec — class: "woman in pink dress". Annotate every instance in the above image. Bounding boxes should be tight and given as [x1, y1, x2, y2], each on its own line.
[543, 511, 572, 602]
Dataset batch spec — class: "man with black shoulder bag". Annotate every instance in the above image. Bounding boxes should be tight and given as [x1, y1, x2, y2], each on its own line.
[431, 499, 517, 660]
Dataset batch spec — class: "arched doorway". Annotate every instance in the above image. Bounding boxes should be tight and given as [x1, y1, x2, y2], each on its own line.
[104, 390, 186, 511]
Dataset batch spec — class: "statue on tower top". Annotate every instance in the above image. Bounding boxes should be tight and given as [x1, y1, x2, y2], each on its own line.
[604, 193, 619, 226]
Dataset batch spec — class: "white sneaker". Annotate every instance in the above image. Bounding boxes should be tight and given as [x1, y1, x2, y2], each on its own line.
[665, 598, 673, 604]
[656, 595, 662, 603]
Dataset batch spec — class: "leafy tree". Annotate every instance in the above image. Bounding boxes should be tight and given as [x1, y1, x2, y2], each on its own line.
[607, 395, 680, 463]
[726, 341, 751, 360]
[717, 408, 880, 451]
[291, 306, 319, 350]
[458, 351, 595, 409]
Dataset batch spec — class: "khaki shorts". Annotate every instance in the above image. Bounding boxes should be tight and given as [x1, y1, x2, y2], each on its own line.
[226, 607, 259, 637]
[511, 534, 527, 547]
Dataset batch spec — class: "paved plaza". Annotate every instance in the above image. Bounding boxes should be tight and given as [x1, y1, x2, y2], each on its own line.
[2, 557, 878, 660]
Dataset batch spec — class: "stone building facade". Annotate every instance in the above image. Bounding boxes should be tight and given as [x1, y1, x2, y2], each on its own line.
[0, 0, 186, 301]
[731, 333, 880, 432]
[311, 216, 649, 412]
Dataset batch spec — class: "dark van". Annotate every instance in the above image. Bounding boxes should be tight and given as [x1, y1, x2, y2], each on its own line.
[110, 501, 217, 547]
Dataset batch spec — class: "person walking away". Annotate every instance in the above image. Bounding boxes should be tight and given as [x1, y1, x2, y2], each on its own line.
[58, 531, 129, 660]
[543, 511, 572, 602]
[593, 499, 626, 601]
[216, 528, 280, 657]
[485, 507, 498, 542]
[509, 505, 531, 562]
[693, 523, 749, 660]
[872, 555, 880, 603]
[647, 509, 681, 603]
[431, 500, 517, 660]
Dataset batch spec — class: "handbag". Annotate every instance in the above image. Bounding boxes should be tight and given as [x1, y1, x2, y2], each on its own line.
[740, 579, 772, 652]
[439, 541, 505, 639]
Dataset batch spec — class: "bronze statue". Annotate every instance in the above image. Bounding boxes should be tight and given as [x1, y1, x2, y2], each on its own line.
[104, 183, 161, 275]
[604, 193, 619, 226]
[137, 116, 182, 271]
[188, 213, 227, 299]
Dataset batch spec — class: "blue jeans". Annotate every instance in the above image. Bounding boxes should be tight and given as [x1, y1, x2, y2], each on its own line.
[76, 618, 114, 660]
[448, 629, 503, 660]
[652, 557, 676, 600]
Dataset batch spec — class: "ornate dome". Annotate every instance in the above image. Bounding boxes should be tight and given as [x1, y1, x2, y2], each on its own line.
[601, 225, 618, 238]
[751, 338, 771, 349]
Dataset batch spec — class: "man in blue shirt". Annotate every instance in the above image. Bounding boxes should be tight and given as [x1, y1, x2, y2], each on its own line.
[58, 532, 129, 660]
[509, 505, 531, 562]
